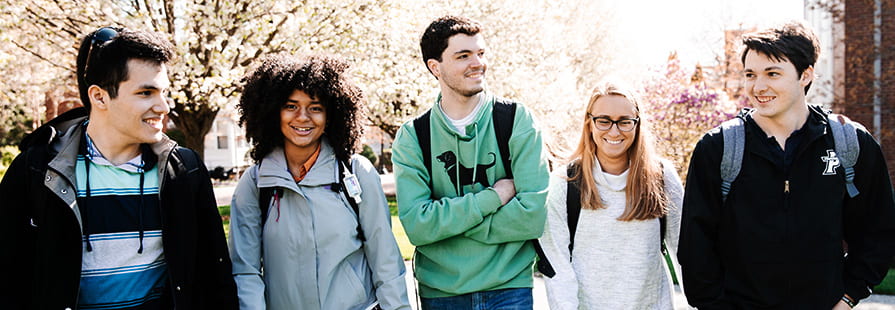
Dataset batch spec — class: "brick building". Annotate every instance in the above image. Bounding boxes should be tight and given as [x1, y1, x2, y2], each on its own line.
[808, 0, 895, 181]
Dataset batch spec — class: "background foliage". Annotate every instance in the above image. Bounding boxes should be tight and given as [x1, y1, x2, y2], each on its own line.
[0, 0, 742, 177]
[642, 55, 740, 179]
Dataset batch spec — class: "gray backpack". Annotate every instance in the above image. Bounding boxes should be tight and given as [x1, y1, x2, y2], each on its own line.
[719, 108, 865, 203]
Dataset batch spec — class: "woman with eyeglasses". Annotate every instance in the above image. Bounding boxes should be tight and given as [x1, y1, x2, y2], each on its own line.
[539, 82, 685, 309]
[228, 54, 410, 310]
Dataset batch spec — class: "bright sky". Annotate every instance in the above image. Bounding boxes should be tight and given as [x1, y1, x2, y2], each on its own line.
[609, 0, 805, 69]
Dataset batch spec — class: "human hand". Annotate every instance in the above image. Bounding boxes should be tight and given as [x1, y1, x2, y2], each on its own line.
[492, 178, 516, 206]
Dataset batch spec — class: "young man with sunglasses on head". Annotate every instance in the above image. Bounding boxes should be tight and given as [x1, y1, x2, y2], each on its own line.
[391, 15, 549, 309]
[678, 21, 895, 309]
[0, 26, 238, 309]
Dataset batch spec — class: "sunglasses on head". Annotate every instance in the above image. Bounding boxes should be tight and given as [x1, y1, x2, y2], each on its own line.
[82, 27, 119, 82]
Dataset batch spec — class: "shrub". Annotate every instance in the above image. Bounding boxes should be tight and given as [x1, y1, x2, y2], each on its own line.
[642, 56, 739, 181]
[0, 146, 20, 180]
[360, 144, 378, 167]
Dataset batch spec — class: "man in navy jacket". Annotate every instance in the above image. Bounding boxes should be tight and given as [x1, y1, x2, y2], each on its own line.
[679, 21, 895, 309]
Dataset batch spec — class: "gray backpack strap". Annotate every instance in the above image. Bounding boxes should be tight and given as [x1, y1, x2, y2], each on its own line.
[828, 113, 864, 198]
[720, 118, 745, 203]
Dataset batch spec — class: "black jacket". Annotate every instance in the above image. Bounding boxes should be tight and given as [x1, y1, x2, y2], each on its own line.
[678, 106, 895, 309]
[0, 108, 238, 309]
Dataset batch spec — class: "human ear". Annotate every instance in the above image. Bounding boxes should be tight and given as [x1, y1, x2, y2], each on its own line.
[87, 85, 108, 110]
[427, 59, 441, 79]
[800, 66, 815, 86]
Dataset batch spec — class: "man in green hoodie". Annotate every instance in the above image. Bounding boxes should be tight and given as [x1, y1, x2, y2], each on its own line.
[391, 15, 549, 309]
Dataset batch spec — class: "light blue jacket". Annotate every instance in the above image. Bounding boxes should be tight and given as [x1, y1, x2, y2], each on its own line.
[229, 140, 410, 310]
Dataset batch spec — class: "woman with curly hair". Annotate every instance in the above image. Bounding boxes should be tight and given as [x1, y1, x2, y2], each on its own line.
[228, 54, 410, 310]
[539, 82, 685, 309]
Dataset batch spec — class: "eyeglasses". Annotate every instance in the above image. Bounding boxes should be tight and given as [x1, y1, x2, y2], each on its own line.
[82, 27, 119, 82]
[588, 114, 639, 132]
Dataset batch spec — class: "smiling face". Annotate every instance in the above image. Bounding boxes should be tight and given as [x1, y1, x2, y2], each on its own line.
[428, 33, 487, 99]
[589, 95, 638, 166]
[280, 89, 326, 155]
[743, 50, 813, 121]
[92, 59, 171, 147]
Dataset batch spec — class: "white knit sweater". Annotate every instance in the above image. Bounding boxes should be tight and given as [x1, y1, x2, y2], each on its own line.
[540, 158, 685, 310]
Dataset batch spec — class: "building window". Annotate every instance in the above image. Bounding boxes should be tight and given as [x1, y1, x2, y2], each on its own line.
[217, 136, 229, 149]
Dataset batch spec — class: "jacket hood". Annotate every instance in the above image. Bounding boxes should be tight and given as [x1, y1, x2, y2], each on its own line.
[432, 92, 495, 141]
[28, 107, 176, 187]
[19, 107, 177, 161]
[19, 107, 89, 152]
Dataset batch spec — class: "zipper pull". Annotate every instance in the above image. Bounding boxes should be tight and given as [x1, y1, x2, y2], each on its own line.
[784, 180, 790, 193]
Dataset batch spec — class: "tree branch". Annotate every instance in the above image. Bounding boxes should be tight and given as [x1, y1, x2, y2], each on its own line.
[11, 40, 73, 73]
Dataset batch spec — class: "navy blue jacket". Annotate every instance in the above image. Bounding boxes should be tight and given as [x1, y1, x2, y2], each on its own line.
[679, 106, 895, 309]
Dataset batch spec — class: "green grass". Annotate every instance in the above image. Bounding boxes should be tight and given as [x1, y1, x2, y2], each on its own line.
[386, 195, 415, 259]
[219, 205, 230, 238]
[875, 269, 895, 295]
[387, 195, 398, 216]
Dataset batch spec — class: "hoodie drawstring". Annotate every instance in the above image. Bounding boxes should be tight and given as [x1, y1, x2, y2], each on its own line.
[83, 158, 147, 254]
[137, 165, 145, 254]
[84, 161, 93, 252]
[471, 123, 480, 193]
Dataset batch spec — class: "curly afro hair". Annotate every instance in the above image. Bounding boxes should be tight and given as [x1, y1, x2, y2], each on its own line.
[238, 54, 364, 165]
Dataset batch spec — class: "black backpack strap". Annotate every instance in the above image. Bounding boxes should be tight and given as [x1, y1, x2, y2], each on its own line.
[532, 239, 555, 278]
[660, 215, 668, 255]
[566, 162, 582, 257]
[491, 99, 554, 277]
[253, 160, 277, 227]
[169, 146, 200, 176]
[492, 98, 516, 178]
[257, 187, 275, 226]
[413, 110, 433, 195]
[534, 161, 582, 279]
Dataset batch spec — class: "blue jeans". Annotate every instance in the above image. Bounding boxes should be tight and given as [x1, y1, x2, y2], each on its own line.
[419, 288, 533, 310]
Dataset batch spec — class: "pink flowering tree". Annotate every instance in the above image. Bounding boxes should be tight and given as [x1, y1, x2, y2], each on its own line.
[641, 54, 743, 180]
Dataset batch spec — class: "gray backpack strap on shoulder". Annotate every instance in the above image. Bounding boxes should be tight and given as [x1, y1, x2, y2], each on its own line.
[719, 117, 746, 203]
[828, 113, 864, 198]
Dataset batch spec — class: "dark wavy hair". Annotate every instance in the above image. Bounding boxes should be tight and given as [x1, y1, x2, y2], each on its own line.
[76, 26, 174, 112]
[238, 54, 364, 165]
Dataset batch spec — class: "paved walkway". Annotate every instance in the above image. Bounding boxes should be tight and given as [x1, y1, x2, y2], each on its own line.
[215, 176, 895, 309]
[401, 260, 895, 309]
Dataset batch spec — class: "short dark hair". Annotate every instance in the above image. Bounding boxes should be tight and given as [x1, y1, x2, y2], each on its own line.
[76, 27, 175, 112]
[238, 54, 364, 165]
[419, 15, 483, 76]
[740, 21, 820, 93]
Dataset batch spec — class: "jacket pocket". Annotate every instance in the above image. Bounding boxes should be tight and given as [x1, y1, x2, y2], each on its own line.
[334, 264, 369, 308]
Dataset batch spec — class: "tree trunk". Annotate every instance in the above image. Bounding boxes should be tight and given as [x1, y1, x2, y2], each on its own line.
[170, 101, 219, 160]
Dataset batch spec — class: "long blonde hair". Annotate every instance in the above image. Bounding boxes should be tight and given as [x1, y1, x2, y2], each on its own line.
[568, 82, 668, 220]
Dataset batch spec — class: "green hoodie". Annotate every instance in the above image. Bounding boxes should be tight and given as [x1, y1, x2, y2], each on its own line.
[392, 93, 549, 298]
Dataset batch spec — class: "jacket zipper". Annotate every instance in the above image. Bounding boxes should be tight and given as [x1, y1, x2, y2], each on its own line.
[783, 179, 791, 210]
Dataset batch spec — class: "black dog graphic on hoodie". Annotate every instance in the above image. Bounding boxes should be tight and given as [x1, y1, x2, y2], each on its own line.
[436, 151, 497, 190]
